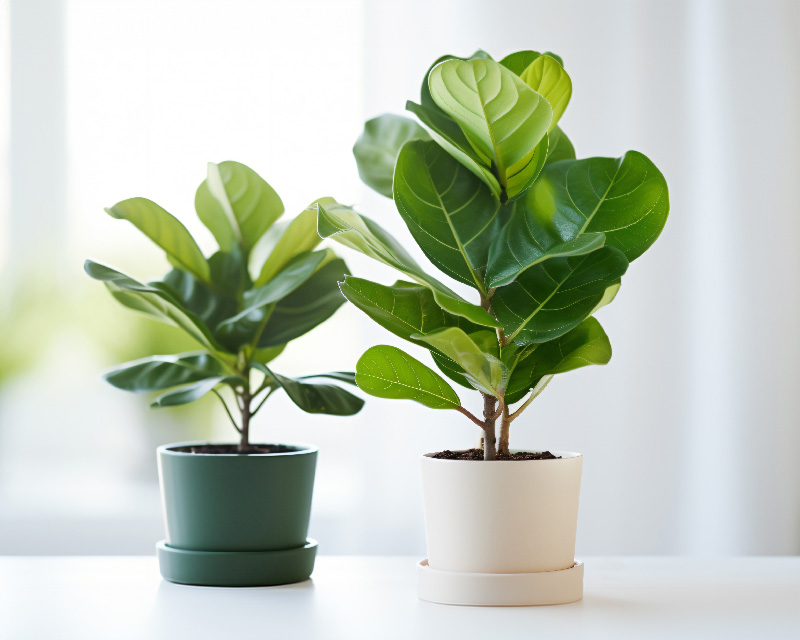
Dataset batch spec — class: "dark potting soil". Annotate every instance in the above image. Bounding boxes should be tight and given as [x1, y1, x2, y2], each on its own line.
[431, 448, 562, 461]
[170, 444, 295, 455]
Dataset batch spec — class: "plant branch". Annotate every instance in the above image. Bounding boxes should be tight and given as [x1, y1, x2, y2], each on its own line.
[498, 404, 511, 455]
[211, 388, 241, 434]
[456, 405, 486, 430]
[251, 386, 277, 417]
[482, 393, 498, 460]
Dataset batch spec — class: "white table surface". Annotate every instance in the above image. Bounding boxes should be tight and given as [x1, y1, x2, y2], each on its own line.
[0, 556, 797, 640]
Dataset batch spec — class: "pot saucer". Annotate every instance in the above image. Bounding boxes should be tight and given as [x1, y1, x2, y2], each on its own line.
[157, 538, 317, 587]
[417, 558, 583, 606]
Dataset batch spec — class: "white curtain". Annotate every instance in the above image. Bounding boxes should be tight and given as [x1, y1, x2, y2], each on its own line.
[1, 0, 797, 556]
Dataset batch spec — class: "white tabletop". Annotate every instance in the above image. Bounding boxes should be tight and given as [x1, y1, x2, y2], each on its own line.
[0, 556, 797, 639]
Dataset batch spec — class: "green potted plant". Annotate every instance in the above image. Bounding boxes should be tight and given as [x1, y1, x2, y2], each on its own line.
[85, 161, 363, 587]
[322, 49, 669, 605]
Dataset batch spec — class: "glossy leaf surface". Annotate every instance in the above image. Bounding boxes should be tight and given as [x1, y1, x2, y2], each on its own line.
[260, 364, 364, 416]
[150, 376, 229, 408]
[104, 352, 229, 392]
[520, 55, 572, 131]
[355, 345, 460, 409]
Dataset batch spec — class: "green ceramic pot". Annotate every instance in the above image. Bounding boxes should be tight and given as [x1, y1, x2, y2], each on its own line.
[156, 441, 318, 587]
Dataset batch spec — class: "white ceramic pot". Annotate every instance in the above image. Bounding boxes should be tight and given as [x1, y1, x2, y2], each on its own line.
[418, 451, 584, 605]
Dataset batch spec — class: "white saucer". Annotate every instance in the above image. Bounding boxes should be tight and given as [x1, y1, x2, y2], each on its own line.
[417, 559, 584, 606]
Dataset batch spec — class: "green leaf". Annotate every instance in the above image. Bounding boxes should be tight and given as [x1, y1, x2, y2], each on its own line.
[249, 200, 328, 286]
[545, 125, 575, 165]
[393, 140, 500, 292]
[414, 327, 507, 399]
[486, 197, 607, 288]
[504, 317, 612, 404]
[257, 256, 349, 348]
[353, 114, 431, 198]
[523, 152, 670, 262]
[339, 277, 482, 346]
[150, 376, 228, 408]
[520, 55, 572, 132]
[420, 50, 491, 110]
[299, 371, 357, 386]
[258, 364, 364, 416]
[195, 161, 284, 253]
[317, 201, 500, 328]
[428, 58, 553, 198]
[84, 261, 230, 355]
[104, 352, 229, 392]
[406, 100, 502, 199]
[493, 247, 629, 345]
[215, 250, 328, 349]
[105, 198, 210, 284]
[156, 251, 242, 335]
[252, 344, 286, 365]
[499, 50, 542, 76]
[355, 345, 461, 409]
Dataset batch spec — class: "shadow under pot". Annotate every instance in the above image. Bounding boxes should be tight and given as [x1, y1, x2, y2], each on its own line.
[417, 451, 584, 606]
[156, 441, 318, 587]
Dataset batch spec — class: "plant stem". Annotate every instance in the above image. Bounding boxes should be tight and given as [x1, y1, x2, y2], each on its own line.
[498, 404, 511, 455]
[482, 393, 497, 460]
[211, 389, 241, 434]
[238, 388, 253, 453]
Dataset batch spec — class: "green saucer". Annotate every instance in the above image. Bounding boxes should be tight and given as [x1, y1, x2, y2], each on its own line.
[157, 538, 318, 587]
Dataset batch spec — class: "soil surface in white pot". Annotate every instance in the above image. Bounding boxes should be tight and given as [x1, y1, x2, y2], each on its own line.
[431, 448, 561, 461]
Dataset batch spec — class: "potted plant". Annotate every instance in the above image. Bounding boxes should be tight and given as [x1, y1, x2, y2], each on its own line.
[85, 161, 363, 587]
[321, 49, 669, 605]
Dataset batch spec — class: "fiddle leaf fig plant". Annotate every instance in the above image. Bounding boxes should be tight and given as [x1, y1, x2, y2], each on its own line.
[86, 161, 364, 453]
[328, 49, 669, 460]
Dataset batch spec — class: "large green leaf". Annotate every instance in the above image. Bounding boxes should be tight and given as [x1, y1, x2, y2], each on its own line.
[486, 200, 607, 288]
[393, 140, 500, 292]
[104, 352, 230, 392]
[520, 55, 572, 132]
[339, 277, 482, 346]
[249, 199, 330, 286]
[255, 363, 363, 415]
[84, 261, 230, 355]
[256, 256, 349, 348]
[414, 327, 507, 399]
[195, 161, 284, 253]
[317, 201, 499, 328]
[493, 247, 629, 345]
[504, 317, 612, 404]
[406, 100, 502, 199]
[428, 58, 553, 199]
[523, 152, 670, 262]
[105, 198, 210, 284]
[150, 376, 229, 408]
[353, 114, 431, 198]
[355, 345, 460, 409]
[215, 250, 329, 348]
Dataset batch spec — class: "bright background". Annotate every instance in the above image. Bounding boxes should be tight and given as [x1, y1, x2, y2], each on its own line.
[1, 0, 798, 557]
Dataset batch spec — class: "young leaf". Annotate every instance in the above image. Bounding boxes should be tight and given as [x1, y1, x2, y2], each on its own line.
[428, 58, 552, 197]
[105, 198, 210, 284]
[249, 198, 331, 286]
[493, 247, 629, 345]
[353, 114, 431, 198]
[413, 327, 508, 399]
[257, 364, 364, 416]
[150, 376, 229, 408]
[524, 152, 670, 262]
[520, 55, 572, 132]
[195, 161, 284, 254]
[499, 50, 542, 76]
[104, 352, 229, 392]
[317, 201, 500, 328]
[84, 261, 230, 355]
[355, 345, 461, 409]
[393, 140, 500, 292]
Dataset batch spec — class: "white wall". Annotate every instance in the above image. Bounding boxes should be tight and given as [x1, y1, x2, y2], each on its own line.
[0, 0, 797, 556]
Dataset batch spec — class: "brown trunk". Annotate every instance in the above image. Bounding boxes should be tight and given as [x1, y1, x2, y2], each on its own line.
[498, 405, 511, 455]
[238, 390, 253, 453]
[482, 393, 497, 460]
